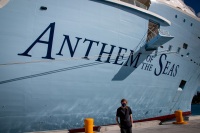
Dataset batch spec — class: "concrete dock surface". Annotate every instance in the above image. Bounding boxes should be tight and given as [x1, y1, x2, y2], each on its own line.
[103, 119, 200, 133]
[28, 116, 200, 133]
[100, 116, 200, 133]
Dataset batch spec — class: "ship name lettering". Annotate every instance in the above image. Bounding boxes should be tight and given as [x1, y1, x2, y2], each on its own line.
[18, 22, 179, 78]
[123, 51, 141, 68]
[113, 47, 127, 65]
[154, 54, 179, 77]
[56, 35, 83, 57]
[18, 22, 135, 66]
[18, 22, 55, 59]
[141, 63, 153, 71]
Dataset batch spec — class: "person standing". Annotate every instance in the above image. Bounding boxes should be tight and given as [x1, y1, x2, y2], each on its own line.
[116, 99, 133, 133]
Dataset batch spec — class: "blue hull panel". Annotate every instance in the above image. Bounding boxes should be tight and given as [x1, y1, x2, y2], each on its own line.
[0, 0, 200, 132]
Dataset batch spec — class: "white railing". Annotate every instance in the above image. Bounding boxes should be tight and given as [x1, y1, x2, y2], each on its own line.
[135, 0, 147, 9]
[119, 0, 148, 10]
[146, 29, 171, 42]
[146, 28, 159, 42]
[159, 29, 170, 36]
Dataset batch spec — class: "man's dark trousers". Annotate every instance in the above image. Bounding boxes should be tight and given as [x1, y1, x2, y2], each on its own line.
[120, 127, 132, 133]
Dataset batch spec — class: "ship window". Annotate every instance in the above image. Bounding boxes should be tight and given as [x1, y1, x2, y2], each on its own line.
[168, 45, 172, 51]
[191, 23, 193, 26]
[177, 47, 181, 54]
[175, 15, 178, 18]
[183, 43, 188, 49]
[40, 6, 47, 10]
[198, 37, 200, 39]
[178, 80, 186, 91]
[183, 19, 186, 22]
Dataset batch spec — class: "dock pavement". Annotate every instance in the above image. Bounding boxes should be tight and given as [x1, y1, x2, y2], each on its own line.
[27, 116, 200, 133]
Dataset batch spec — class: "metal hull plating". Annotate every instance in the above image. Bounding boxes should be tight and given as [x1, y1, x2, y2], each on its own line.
[0, 0, 200, 132]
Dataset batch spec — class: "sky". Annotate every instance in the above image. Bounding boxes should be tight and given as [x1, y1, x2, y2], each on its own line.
[183, 0, 200, 17]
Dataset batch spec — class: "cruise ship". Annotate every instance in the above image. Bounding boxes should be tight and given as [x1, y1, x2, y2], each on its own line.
[0, 0, 200, 132]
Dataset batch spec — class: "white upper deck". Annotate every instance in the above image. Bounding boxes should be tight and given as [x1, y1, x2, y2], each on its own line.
[117, 0, 198, 17]
[155, 0, 196, 17]
[116, 0, 199, 21]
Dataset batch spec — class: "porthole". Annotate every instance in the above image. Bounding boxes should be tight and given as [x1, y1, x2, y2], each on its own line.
[183, 19, 186, 22]
[177, 47, 181, 54]
[40, 6, 47, 10]
[154, 48, 158, 56]
[183, 43, 188, 49]
[168, 45, 172, 51]
[191, 23, 193, 26]
[175, 15, 178, 18]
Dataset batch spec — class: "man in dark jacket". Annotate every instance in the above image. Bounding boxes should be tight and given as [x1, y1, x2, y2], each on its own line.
[116, 99, 133, 133]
